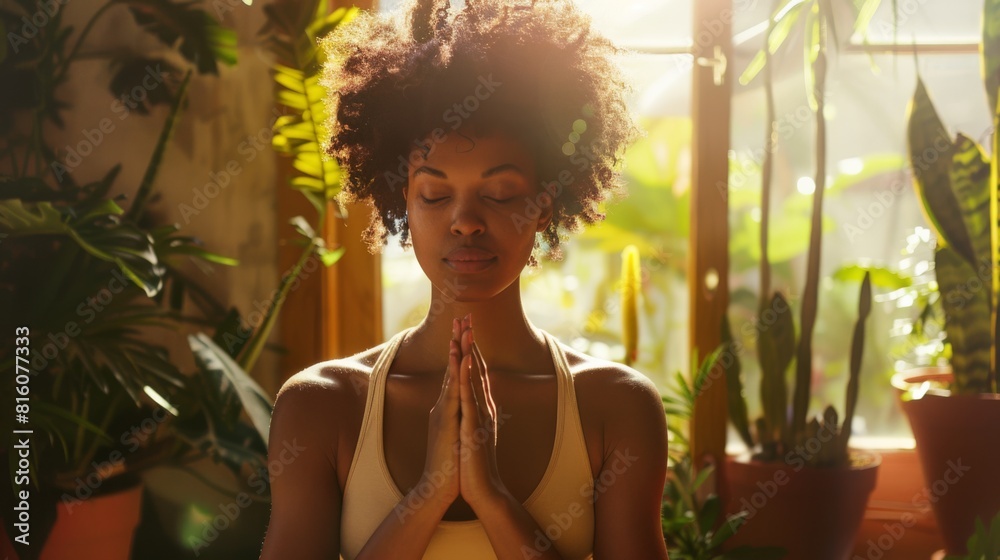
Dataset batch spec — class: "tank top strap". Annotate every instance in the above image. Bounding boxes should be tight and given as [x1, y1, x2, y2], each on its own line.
[540, 329, 595, 481]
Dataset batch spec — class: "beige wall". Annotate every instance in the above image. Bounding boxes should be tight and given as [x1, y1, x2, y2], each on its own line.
[53, 1, 282, 393]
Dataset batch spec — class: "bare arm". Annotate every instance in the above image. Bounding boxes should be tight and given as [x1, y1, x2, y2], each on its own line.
[591, 367, 670, 560]
[476, 491, 567, 560]
[259, 372, 344, 559]
[355, 320, 466, 559]
[353, 480, 453, 560]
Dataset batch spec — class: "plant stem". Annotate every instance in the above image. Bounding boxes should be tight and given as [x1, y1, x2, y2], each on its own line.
[238, 235, 320, 373]
[126, 70, 192, 222]
[57, 1, 118, 84]
[791, 9, 828, 442]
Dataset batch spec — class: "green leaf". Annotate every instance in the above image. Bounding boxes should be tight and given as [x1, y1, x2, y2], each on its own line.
[122, 0, 237, 74]
[708, 512, 746, 550]
[949, 134, 992, 273]
[832, 264, 912, 290]
[983, 0, 1000, 117]
[721, 314, 754, 449]
[318, 245, 345, 266]
[758, 291, 794, 446]
[740, 0, 807, 85]
[936, 244, 992, 393]
[189, 333, 273, 445]
[907, 77, 972, 262]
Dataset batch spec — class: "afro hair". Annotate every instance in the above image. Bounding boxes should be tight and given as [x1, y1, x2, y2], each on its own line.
[320, 0, 644, 261]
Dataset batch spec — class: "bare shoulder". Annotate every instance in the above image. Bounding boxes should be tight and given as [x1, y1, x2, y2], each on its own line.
[556, 341, 665, 429]
[560, 343, 661, 404]
[271, 342, 391, 441]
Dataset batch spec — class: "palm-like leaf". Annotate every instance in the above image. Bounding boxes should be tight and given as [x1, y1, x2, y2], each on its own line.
[122, 0, 237, 75]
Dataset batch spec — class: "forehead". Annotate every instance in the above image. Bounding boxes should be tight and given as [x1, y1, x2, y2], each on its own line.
[407, 127, 536, 175]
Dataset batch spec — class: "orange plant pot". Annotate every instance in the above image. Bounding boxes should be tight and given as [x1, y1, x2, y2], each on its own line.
[722, 451, 880, 560]
[39, 482, 143, 560]
[893, 368, 1000, 555]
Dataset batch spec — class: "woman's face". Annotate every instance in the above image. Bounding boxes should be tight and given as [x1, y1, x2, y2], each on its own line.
[402, 127, 552, 302]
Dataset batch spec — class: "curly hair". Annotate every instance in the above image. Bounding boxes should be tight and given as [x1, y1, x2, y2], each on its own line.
[320, 0, 643, 262]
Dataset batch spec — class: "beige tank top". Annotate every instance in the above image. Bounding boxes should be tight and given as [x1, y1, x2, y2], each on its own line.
[339, 327, 596, 559]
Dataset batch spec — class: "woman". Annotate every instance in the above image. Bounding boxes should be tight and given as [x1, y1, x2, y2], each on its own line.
[260, 0, 669, 558]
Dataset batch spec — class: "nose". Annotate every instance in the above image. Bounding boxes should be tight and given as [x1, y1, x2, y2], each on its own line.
[450, 197, 486, 237]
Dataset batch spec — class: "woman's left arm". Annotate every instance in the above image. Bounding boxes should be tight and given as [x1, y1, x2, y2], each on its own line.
[589, 366, 671, 560]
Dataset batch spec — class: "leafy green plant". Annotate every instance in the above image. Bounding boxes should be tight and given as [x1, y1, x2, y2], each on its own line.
[660, 349, 786, 560]
[944, 511, 1000, 560]
[904, 0, 1000, 395]
[722, 0, 877, 466]
[0, 1, 282, 555]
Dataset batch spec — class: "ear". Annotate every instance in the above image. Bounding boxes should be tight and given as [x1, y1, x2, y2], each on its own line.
[402, 185, 409, 201]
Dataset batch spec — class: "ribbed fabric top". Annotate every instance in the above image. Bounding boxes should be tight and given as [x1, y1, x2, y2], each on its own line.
[339, 327, 595, 560]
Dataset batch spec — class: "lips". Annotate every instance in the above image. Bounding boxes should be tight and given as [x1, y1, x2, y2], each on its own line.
[444, 247, 496, 262]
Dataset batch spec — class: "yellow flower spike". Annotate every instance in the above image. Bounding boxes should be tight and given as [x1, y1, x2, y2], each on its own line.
[621, 244, 641, 367]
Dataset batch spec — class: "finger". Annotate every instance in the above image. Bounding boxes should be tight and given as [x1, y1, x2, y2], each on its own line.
[471, 341, 496, 420]
[469, 343, 495, 436]
[461, 324, 472, 358]
[459, 354, 477, 422]
[441, 339, 460, 413]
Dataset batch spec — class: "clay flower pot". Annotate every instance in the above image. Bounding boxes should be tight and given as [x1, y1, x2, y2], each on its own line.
[40, 482, 143, 560]
[893, 368, 1000, 555]
[722, 450, 880, 560]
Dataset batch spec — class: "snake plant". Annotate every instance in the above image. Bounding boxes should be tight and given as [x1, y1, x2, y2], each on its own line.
[721, 0, 876, 466]
[905, 0, 1000, 395]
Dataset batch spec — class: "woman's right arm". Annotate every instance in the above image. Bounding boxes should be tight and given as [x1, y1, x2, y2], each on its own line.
[354, 322, 464, 560]
[259, 370, 346, 559]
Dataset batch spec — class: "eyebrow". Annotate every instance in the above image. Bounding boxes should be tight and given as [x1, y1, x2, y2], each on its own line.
[412, 163, 524, 179]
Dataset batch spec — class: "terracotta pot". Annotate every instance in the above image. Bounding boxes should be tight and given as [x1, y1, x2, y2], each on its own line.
[722, 451, 880, 560]
[40, 482, 143, 560]
[892, 368, 1000, 555]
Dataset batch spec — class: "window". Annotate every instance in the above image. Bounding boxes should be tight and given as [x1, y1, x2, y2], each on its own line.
[726, 0, 984, 439]
[378, 0, 696, 395]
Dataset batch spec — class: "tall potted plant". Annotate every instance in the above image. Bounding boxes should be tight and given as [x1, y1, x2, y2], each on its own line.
[0, 0, 341, 557]
[892, 0, 1000, 554]
[717, 1, 882, 558]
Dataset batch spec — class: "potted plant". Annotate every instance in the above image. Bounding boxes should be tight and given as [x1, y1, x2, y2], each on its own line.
[0, 0, 349, 557]
[715, 1, 882, 558]
[891, 0, 1000, 554]
[609, 245, 784, 559]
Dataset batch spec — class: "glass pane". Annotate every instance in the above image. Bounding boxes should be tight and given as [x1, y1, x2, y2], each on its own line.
[379, 1, 694, 393]
[727, 41, 988, 438]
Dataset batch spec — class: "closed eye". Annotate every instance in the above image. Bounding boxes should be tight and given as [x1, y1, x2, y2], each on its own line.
[486, 197, 514, 203]
[420, 196, 448, 204]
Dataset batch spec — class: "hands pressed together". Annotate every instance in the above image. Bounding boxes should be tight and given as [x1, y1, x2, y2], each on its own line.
[421, 314, 506, 513]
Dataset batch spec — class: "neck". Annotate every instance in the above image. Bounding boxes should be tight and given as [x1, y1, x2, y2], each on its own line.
[405, 278, 546, 373]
